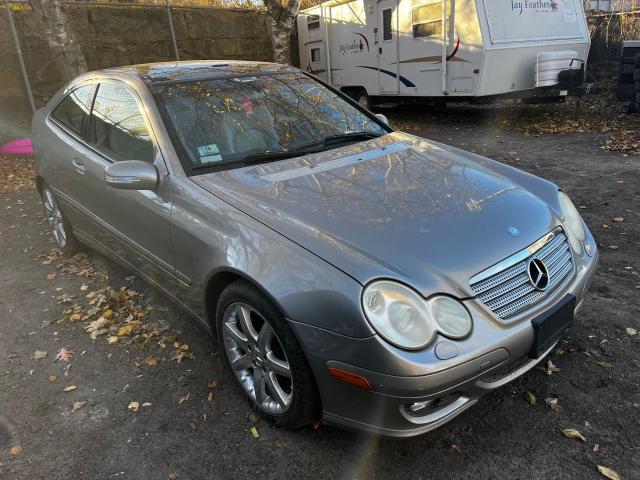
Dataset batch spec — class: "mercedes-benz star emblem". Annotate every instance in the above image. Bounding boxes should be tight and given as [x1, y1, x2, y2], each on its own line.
[527, 258, 549, 291]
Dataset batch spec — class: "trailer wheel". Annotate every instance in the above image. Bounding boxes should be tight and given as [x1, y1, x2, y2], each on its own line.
[354, 89, 370, 110]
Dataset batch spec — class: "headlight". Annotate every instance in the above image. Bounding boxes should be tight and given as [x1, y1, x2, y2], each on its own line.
[362, 281, 472, 350]
[431, 296, 473, 339]
[558, 190, 585, 252]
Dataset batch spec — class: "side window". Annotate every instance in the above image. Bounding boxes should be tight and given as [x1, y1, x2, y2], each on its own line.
[88, 83, 154, 162]
[412, 1, 449, 38]
[307, 15, 320, 31]
[382, 9, 393, 41]
[50, 85, 95, 137]
[310, 47, 321, 64]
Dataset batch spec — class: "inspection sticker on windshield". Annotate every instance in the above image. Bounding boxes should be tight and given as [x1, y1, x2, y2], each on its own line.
[198, 144, 222, 163]
[198, 143, 220, 156]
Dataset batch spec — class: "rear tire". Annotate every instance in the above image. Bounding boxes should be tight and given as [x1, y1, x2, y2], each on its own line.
[39, 182, 79, 255]
[216, 280, 321, 429]
[354, 89, 371, 110]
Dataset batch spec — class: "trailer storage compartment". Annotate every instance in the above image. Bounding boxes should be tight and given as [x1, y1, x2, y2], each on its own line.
[536, 50, 580, 87]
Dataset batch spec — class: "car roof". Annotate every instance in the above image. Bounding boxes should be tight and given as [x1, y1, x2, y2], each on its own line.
[100, 60, 298, 84]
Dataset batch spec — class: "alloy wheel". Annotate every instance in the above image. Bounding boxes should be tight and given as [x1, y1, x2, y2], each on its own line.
[42, 186, 67, 249]
[222, 302, 293, 415]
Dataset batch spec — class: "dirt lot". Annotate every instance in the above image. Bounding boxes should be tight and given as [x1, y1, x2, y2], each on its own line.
[0, 104, 638, 480]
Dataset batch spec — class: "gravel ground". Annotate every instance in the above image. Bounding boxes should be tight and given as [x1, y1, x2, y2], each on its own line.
[0, 105, 638, 480]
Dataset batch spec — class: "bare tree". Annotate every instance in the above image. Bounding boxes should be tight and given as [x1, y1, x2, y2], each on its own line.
[31, 0, 87, 81]
[263, 0, 302, 65]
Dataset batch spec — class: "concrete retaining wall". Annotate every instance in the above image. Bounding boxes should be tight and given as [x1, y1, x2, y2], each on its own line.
[1, 4, 273, 141]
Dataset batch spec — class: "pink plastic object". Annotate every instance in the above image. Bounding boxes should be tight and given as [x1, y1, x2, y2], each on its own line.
[0, 137, 34, 156]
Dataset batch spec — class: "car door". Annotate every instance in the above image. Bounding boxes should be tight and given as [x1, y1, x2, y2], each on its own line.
[45, 83, 97, 228]
[76, 81, 176, 287]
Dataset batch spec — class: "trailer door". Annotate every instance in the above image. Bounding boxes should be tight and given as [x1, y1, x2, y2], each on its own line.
[304, 41, 328, 83]
[378, 0, 399, 94]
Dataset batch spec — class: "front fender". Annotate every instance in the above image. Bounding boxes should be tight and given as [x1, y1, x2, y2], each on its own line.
[169, 176, 374, 338]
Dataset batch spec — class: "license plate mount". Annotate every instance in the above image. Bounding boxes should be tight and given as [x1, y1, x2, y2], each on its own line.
[529, 294, 576, 359]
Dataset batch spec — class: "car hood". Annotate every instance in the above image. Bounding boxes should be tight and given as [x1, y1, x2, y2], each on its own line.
[193, 132, 562, 297]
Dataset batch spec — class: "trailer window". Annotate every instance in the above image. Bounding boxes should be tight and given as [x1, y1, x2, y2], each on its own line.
[307, 15, 320, 31]
[310, 48, 321, 63]
[382, 9, 392, 41]
[412, 1, 448, 38]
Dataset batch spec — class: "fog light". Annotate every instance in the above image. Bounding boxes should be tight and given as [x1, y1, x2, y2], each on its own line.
[407, 400, 433, 413]
[404, 393, 461, 417]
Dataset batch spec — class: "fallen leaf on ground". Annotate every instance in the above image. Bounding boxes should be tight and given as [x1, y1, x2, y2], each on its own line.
[275, 440, 285, 448]
[626, 327, 637, 336]
[80, 285, 88, 291]
[56, 347, 74, 362]
[593, 443, 600, 452]
[33, 350, 48, 359]
[69, 313, 81, 321]
[170, 343, 195, 363]
[612, 217, 624, 223]
[178, 393, 190, 405]
[128, 401, 140, 412]
[117, 324, 133, 336]
[597, 465, 620, 480]
[107, 336, 118, 344]
[207, 392, 214, 402]
[537, 359, 561, 375]
[545, 397, 561, 412]
[524, 391, 536, 405]
[250, 426, 259, 438]
[144, 357, 159, 367]
[72, 401, 87, 411]
[142, 402, 152, 407]
[10, 446, 22, 455]
[562, 428, 586, 442]
[48, 375, 58, 382]
[47, 272, 56, 280]
[63, 385, 77, 392]
[596, 361, 613, 369]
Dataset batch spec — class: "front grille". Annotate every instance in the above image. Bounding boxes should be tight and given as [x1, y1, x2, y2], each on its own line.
[470, 229, 574, 320]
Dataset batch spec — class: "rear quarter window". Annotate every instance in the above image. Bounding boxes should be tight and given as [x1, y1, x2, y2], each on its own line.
[50, 85, 95, 136]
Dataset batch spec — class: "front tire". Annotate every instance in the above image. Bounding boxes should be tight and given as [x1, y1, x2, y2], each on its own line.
[216, 280, 321, 429]
[40, 182, 79, 255]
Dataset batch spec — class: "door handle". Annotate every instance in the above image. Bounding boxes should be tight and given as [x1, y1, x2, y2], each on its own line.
[72, 157, 86, 174]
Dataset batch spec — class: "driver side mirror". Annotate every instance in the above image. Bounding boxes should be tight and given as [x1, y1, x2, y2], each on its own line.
[375, 113, 390, 126]
[105, 160, 158, 191]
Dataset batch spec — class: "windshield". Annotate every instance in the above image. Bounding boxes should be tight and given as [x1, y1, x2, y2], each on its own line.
[154, 72, 388, 172]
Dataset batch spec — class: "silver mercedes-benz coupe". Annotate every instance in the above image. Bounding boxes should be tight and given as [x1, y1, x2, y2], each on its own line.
[32, 61, 598, 437]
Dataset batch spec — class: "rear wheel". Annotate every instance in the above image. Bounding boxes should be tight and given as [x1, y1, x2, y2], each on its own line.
[354, 88, 371, 110]
[40, 183, 78, 255]
[216, 280, 320, 429]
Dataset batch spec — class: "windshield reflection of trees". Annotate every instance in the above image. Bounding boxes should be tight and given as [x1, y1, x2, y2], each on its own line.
[158, 73, 384, 166]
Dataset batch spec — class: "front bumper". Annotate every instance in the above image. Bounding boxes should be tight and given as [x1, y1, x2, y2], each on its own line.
[291, 246, 598, 438]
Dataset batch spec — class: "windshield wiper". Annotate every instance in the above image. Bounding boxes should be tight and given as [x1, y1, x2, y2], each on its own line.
[191, 149, 320, 171]
[294, 131, 383, 151]
[191, 132, 383, 171]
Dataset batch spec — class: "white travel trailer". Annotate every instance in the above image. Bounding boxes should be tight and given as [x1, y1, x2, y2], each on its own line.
[297, 0, 591, 107]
